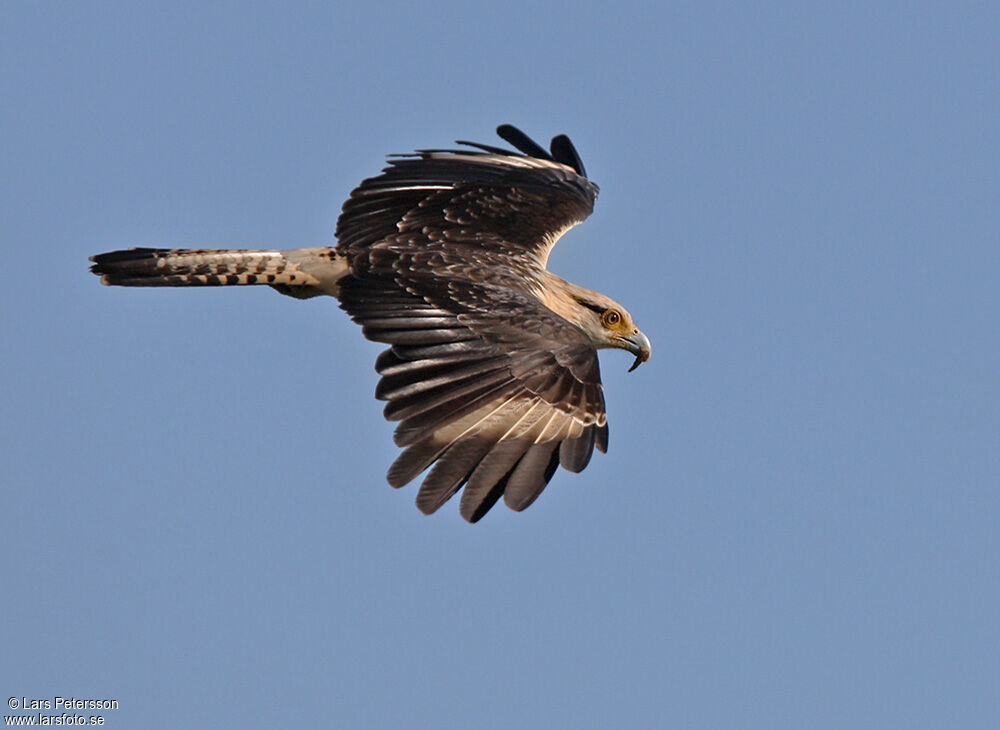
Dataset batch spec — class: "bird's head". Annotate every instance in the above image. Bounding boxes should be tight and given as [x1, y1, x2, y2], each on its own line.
[570, 290, 652, 372]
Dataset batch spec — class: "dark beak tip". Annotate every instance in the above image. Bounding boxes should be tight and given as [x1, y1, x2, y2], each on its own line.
[620, 332, 651, 373]
[627, 350, 650, 373]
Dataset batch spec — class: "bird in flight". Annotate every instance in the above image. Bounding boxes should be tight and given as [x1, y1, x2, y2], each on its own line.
[90, 125, 651, 522]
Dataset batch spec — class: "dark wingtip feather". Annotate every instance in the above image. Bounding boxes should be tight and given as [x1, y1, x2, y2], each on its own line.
[444, 126, 589, 176]
[458, 440, 524, 521]
[550, 134, 587, 177]
[559, 428, 596, 473]
[466, 478, 508, 523]
[504, 442, 560, 512]
[496, 125, 552, 161]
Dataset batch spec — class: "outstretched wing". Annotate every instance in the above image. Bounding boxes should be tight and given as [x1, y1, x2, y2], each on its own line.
[336, 125, 599, 276]
[339, 277, 608, 522]
[336, 126, 608, 521]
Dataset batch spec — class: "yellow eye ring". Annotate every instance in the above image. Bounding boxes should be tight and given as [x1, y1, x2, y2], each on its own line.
[602, 309, 621, 327]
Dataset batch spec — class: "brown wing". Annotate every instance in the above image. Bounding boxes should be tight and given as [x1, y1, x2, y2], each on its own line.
[336, 128, 598, 277]
[339, 277, 607, 522]
[336, 127, 607, 521]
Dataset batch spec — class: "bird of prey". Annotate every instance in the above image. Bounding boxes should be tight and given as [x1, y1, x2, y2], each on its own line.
[90, 124, 651, 522]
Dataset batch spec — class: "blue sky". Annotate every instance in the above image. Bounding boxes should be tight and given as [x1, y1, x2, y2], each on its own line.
[2, 1, 998, 727]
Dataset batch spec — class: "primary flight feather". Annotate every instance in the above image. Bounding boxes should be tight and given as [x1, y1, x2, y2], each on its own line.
[90, 125, 651, 522]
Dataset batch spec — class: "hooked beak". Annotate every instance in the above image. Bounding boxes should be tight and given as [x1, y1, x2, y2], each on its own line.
[619, 330, 652, 372]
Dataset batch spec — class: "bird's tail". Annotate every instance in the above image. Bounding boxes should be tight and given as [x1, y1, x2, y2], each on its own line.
[89, 246, 348, 298]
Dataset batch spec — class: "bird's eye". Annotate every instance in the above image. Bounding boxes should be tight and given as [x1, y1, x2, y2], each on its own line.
[602, 309, 622, 328]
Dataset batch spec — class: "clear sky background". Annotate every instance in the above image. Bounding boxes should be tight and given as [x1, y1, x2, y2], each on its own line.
[2, 2, 998, 728]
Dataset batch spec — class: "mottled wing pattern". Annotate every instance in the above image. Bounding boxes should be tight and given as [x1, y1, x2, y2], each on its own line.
[337, 145, 598, 274]
[335, 132, 608, 520]
[339, 277, 608, 522]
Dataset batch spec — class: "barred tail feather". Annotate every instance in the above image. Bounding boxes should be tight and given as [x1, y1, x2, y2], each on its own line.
[89, 247, 348, 298]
